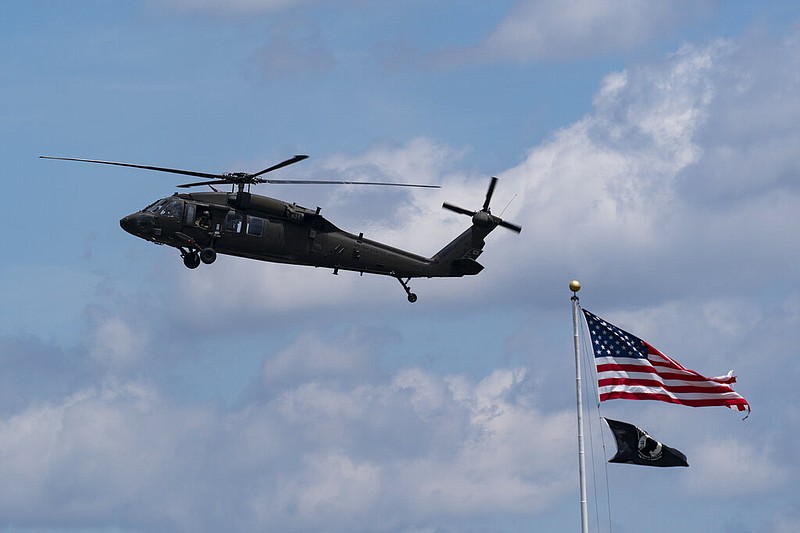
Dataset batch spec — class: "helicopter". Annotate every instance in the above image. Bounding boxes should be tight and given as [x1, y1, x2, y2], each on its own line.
[40, 154, 521, 302]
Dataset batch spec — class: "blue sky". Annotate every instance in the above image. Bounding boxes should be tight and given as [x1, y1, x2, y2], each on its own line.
[2, 1, 799, 532]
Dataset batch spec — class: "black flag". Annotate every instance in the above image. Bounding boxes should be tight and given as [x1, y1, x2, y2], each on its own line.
[604, 418, 688, 467]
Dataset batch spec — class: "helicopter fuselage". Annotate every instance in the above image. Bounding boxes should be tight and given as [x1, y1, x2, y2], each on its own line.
[120, 190, 493, 301]
[42, 153, 519, 302]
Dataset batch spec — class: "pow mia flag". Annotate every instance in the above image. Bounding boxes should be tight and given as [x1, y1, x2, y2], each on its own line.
[604, 418, 688, 467]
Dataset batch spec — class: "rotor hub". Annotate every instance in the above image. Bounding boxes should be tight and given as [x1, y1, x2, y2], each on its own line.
[472, 211, 495, 228]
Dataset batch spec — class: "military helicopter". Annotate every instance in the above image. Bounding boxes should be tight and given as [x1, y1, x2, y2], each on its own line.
[40, 155, 521, 302]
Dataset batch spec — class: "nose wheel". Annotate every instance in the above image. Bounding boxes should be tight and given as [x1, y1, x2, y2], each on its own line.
[181, 246, 216, 269]
[200, 247, 217, 264]
[182, 250, 201, 269]
[396, 277, 418, 303]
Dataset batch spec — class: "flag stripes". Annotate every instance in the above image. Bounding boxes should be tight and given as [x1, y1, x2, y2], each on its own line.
[584, 309, 750, 413]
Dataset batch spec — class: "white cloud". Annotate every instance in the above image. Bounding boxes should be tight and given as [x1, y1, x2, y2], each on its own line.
[492, 34, 800, 305]
[0, 382, 180, 525]
[445, 0, 714, 63]
[88, 315, 151, 368]
[261, 328, 382, 387]
[272, 451, 382, 523]
[686, 438, 789, 496]
[0, 367, 572, 531]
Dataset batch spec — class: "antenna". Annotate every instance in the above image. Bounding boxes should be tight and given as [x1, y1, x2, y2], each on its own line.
[499, 193, 517, 217]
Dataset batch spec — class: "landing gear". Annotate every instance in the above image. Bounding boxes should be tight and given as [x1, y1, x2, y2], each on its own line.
[181, 246, 216, 268]
[200, 247, 217, 265]
[183, 251, 201, 269]
[396, 277, 418, 303]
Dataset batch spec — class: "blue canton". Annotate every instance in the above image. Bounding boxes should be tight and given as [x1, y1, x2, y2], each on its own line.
[583, 310, 647, 359]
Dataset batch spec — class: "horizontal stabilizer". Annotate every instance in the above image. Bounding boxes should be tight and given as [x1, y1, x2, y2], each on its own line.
[451, 258, 484, 276]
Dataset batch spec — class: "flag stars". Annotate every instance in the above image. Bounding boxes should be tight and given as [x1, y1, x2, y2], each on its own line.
[583, 310, 647, 359]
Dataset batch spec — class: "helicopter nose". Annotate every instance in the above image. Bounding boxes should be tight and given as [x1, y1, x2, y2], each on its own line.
[120, 214, 137, 235]
[120, 213, 155, 236]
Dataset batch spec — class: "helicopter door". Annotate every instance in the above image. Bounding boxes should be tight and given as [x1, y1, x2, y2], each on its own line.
[154, 198, 184, 237]
[184, 203, 196, 226]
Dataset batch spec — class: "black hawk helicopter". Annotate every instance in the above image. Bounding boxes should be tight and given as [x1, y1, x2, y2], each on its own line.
[41, 155, 521, 302]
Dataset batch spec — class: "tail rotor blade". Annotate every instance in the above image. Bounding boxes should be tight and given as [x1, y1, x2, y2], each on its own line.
[442, 203, 476, 217]
[498, 219, 522, 233]
[443, 176, 522, 233]
[482, 176, 498, 211]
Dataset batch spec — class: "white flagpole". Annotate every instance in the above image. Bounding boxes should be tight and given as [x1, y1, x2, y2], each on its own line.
[570, 280, 589, 533]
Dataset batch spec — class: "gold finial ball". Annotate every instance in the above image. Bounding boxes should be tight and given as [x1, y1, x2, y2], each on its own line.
[569, 280, 581, 293]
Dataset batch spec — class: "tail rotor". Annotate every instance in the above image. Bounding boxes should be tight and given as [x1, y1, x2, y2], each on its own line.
[442, 177, 522, 233]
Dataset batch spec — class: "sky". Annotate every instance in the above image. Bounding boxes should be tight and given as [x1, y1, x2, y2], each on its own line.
[1, 1, 799, 531]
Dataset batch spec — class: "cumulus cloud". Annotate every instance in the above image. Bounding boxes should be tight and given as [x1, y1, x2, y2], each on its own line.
[260, 327, 384, 388]
[495, 34, 800, 305]
[88, 315, 151, 369]
[686, 438, 789, 496]
[0, 367, 572, 531]
[509, 42, 718, 236]
[440, 0, 714, 63]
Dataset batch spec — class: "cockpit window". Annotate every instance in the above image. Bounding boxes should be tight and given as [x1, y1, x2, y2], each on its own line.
[159, 199, 183, 219]
[146, 199, 167, 213]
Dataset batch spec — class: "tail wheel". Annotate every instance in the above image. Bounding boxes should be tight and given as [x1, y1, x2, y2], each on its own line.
[200, 247, 217, 264]
[396, 277, 418, 303]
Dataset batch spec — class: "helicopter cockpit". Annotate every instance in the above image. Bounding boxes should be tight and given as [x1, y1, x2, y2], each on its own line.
[145, 197, 184, 219]
[120, 197, 185, 241]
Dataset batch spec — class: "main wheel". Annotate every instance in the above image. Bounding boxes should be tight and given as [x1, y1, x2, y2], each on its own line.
[407, 293, 418, 303]
[183, 253, 201, 269]
[200, 247, 217, 265]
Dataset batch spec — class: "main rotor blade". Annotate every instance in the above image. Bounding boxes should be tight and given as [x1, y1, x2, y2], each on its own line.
[39, 156, 221, 180]
[258, 179, 439, 188]
[442, 202, 476, 216]
[483, 176, 498, 211]
[177, 179, 235, 189]
[42, 154, 439, 189]
[251, 155, 309, 178]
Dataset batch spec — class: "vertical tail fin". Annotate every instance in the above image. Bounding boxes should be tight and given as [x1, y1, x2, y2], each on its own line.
[431, 177, 521, 276]
[431, 226, 489, 276]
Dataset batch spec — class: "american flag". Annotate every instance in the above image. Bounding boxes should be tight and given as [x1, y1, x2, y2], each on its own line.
[583, 309, 750, 413]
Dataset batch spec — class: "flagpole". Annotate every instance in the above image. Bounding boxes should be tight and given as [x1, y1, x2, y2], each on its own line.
[570, 280, 589, 533]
